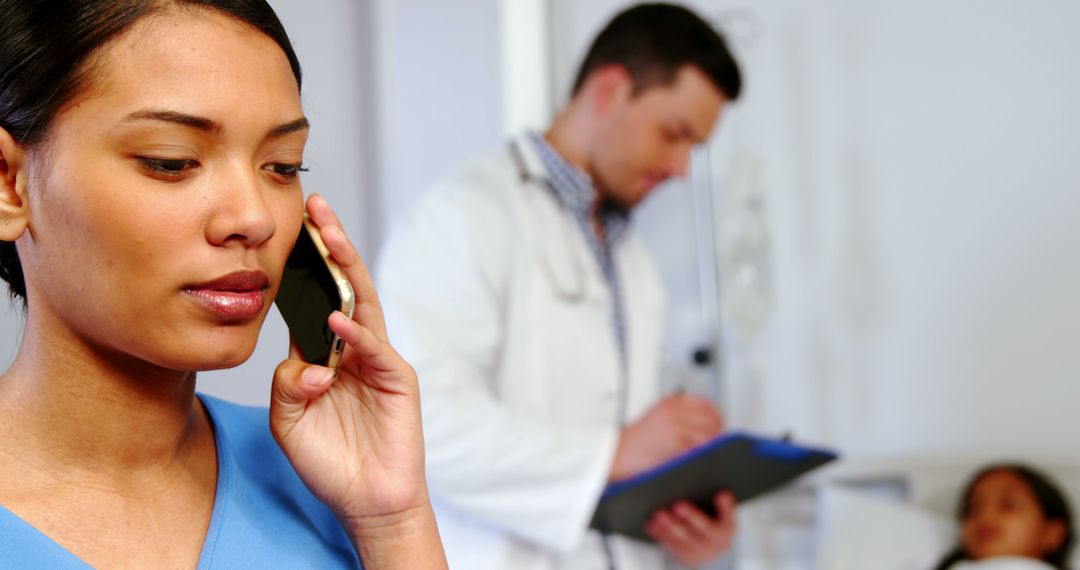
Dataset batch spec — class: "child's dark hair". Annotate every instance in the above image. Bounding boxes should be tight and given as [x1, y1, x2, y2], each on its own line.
[933, 463, 1074, 570]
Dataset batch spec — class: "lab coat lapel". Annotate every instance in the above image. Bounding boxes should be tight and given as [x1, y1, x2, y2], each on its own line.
[511, 135, 608, 308]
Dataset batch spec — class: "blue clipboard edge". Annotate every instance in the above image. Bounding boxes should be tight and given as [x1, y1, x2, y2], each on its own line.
[600, 431, 839, 501]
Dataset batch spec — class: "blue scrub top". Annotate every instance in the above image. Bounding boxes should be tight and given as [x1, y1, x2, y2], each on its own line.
[0, 394, 362, 569]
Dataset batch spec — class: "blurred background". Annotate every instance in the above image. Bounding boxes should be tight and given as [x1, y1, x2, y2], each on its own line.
[2, 0, 1078, 566]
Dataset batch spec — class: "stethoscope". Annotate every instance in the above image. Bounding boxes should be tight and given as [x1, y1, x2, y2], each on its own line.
[509, 138, 630, 420]
[510, 139, 630, 570]
[508, 140, 590, 303]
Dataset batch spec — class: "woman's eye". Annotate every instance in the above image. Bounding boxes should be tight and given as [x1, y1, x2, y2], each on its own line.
[265, 162, 309, 182]
[137, 157, 199, 178]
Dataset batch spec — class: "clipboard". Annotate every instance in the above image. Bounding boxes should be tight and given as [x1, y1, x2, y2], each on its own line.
[589, 431, 838, 541]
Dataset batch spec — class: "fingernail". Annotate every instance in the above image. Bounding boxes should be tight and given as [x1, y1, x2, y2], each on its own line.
[302, 366, 334, 386]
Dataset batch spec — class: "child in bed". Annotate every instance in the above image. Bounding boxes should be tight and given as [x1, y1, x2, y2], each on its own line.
[933, 463, 1074, 570]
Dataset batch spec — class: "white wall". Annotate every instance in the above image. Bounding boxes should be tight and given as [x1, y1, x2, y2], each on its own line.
[371, 0, 504, 230]
[756, 0, 1080, 460]
[552, 0, 1080, 460]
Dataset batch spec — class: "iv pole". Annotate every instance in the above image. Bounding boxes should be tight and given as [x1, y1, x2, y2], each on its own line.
[689, 143, 727, 412]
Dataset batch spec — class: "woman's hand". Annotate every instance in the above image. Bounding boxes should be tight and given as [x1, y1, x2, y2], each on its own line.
[269, 194, 446, 568]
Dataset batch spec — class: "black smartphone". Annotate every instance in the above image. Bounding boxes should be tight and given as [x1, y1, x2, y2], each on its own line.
[276, 214, 355, 371]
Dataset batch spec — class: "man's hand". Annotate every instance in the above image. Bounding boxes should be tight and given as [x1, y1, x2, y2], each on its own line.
[646, 492, 736, 566]
[609, 394, 724, 481]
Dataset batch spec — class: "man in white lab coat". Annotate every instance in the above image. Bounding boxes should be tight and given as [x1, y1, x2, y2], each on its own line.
[377, 4, 742, 569]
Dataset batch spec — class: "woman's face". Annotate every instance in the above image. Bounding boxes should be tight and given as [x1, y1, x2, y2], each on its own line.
[17, 10, 307, 371]
[962, 470, 1066, 560]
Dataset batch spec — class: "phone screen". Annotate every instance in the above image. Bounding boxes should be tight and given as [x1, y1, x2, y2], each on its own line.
[276, 223, 345, 365]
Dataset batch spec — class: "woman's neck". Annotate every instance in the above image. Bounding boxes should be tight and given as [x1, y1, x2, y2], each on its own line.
[0, 312, 209, 478]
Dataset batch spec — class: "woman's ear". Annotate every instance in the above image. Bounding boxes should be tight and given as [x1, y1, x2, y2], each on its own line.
[0, 126, 30, 241]
[1041, 518, 1067, 554]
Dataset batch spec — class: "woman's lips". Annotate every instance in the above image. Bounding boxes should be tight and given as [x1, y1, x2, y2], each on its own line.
[185, 288, 265, 319]
[184, 270, 269, 320]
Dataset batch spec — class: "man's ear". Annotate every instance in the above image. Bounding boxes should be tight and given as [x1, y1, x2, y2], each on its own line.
[0, 126, 30, 242]
[585, 64, 634, 115]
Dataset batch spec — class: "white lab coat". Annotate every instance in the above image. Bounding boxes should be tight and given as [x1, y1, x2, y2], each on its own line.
[377, 135, 672, 569]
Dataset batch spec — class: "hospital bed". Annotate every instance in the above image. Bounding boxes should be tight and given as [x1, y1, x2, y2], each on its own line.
[730, 456, 1080, 569]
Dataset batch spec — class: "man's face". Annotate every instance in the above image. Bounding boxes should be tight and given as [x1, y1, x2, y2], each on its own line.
[589, 65, 727, 209]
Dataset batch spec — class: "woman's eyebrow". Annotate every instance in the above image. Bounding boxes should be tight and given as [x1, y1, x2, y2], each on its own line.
[120, 110, 308, 139]
[267, 117, 309, 139]
[123, 109, 222, 133]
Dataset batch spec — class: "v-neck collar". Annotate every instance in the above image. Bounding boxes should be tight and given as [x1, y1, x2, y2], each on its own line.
[0, 394, 228, 569]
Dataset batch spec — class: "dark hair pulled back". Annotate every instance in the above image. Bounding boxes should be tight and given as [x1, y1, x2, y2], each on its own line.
[0, 0, 301, 305]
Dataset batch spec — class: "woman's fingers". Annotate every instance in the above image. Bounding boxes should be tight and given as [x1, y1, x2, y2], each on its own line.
[328, 311, 415, 394]
[305, 191, 346, 229]
[269, 355, 336, 441]
[306, 194, 388, 342]
[270, 309, 413, 442]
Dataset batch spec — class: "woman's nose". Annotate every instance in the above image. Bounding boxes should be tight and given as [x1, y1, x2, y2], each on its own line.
[204, 162, 276, 247]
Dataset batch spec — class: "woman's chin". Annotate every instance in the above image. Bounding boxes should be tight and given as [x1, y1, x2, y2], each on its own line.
[194, 353, 253, 372]
[157, 335, 260, 372]
[199, 344, 258, 371]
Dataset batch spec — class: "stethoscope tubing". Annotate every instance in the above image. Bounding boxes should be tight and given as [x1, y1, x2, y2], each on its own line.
[508, 140, 589, 303]
[507, 139, 631, 428]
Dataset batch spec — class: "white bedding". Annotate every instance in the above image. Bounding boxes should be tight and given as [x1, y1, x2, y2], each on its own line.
[730, 456, 1080, 570]
[814, 484, 955, 570]
[950, 558, 1055, 570]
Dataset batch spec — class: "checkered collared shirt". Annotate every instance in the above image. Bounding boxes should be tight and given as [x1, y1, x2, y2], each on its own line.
[526, 132, 631, 364]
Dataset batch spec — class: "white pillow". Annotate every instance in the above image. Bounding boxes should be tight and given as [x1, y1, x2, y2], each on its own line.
[950, 558, 1055, 570]
[814, 484, 957, 570]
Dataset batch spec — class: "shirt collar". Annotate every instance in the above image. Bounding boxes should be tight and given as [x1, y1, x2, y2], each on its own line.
[525, 132, 631, 245]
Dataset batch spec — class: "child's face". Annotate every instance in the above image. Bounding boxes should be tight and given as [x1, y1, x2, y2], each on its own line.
[962, 470, 1066, 560]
